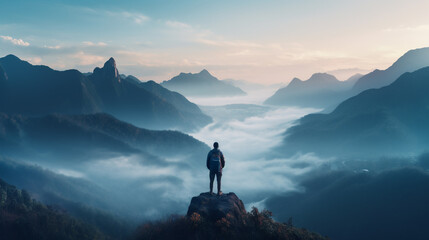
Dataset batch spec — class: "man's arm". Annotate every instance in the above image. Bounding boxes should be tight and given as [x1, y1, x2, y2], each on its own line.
[221, 152, 225, 168]
[206, 152, 211, 170]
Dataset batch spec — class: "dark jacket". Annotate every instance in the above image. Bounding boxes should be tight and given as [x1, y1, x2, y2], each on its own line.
[206, 149, 225, 171]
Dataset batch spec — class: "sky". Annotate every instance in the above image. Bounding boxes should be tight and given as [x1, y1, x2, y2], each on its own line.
[1, 0, 429, 84]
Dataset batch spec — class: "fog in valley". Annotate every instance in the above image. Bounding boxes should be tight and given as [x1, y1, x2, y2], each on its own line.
[4, 86, 327, 221]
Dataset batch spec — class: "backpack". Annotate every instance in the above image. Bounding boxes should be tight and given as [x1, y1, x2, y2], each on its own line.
[209, 150, 221, 172]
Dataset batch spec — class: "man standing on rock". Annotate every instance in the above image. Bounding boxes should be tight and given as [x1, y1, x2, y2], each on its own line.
[206, 142, 225, 195]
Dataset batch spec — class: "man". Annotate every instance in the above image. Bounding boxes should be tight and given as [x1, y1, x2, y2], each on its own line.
[206, 142, 225, 195]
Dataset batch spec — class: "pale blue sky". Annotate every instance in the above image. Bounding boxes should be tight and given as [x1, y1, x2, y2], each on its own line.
[1, 0, 429, 83]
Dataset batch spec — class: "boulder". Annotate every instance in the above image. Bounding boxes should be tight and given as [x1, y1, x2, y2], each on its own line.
[187, 192, 246, 223]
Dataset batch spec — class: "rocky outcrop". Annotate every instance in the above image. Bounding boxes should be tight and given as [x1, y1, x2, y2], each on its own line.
[136, 192, 329, 240]
[187, 192, 246, 222]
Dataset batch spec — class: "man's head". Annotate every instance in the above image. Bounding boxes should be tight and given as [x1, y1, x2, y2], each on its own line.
[213, 142, 219, 149]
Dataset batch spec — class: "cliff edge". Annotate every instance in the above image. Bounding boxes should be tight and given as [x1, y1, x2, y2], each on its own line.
[187, 192, 246, 223]
[134, 192, 329, 240]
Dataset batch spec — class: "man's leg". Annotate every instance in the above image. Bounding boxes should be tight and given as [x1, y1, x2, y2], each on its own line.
[209, 171, 215, 194]
[216, 172, 222, 195]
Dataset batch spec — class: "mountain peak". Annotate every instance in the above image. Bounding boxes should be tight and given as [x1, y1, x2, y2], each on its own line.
[103, 57, 117, 74]
[390, 47, 429, 70]
[105, 57, 116, 66]
[290, 77, 302, 83]
[93, 57, 119, 80]
[308, 73, 338, 82]
[199, 69, 211, 76]
[3, 54, 21, 62]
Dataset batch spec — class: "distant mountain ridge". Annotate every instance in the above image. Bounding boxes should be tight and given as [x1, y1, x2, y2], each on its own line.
[265, 47, 429, 110]
[264, 73, 354, 108]
[161, 69, 246, 97]
[278, 66, 429, 157]
[352, 47, 429, 93]
[0, 54, 211, 131]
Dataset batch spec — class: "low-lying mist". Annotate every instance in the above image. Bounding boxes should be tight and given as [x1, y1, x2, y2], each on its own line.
[192, 105, 326, 199]
[64, 104, 324, 218]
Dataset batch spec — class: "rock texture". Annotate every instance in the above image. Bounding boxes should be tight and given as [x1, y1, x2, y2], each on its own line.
[187, 192, 246, 222]
[137, 192, 329, 240]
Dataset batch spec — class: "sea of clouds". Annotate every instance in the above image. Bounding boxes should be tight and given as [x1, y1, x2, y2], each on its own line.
[46, 87, 332, 219]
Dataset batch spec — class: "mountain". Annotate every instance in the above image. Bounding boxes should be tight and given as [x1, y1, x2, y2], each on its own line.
[161, 69, 246, 97]
[278, 66, 429, 158]
[264, 73, 353, 108]
[0, 157, 132, 238]
[0, 177, 108, 240]
[0, 55, 211, 131]
[343, 73, 363, 87]
[0, 112, 209, 165]
[351, 47, 429, 94]
[265, 47, 429, 110]
[0, 54, 100, 114]
[126, 77, 211, 128]
[266, 168, 429, 240]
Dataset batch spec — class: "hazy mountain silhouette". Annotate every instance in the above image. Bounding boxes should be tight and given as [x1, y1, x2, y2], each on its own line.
[265, 47, 429, 110]
[0, 112, 209, 165]
[351, 47, 429, 94]
[343, 73, 363, 87]
[126, 77, 211, 128]
[278, 66, 429, 157]
[266, 168, 429, 240]
[0, 55, 211, 131]
[264, 73, 353, 108]
[161, 69, 246, 97]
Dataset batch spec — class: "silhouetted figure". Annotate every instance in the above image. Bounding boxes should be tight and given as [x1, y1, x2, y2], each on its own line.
[207, 142, 225, 195]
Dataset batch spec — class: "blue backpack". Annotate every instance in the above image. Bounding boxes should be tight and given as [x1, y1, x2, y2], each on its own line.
[209, 150, 221, 172]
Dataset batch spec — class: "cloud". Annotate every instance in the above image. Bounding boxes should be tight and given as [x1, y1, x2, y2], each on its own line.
[383, 24, 429, 32]
[196, 38, 263, 48]
[119, 11, 150, 24]
[66, 5, 150, 25]
[190, 105, 330, 197]
[44, 45, 62, 49]
[0, 35, 30, 46]
[165, 20, 192, 29]
[72, 51, 105, 65]
[26, 57, 42, 65]
[164, 20, 263, 49]
[82, 41, 108, 47]
[102, 10, 150, 24]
